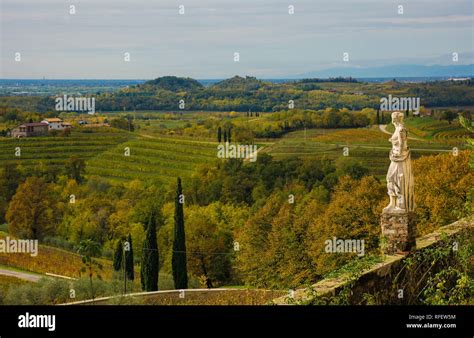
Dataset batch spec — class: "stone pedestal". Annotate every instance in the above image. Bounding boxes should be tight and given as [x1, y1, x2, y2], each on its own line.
[380, 212, 416, 254]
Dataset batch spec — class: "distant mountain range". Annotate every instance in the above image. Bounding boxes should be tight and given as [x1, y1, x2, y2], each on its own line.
[296, 64, 474, 79]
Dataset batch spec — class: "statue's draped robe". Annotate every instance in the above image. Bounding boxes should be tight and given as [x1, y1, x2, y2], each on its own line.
[386, 126, 414, 212]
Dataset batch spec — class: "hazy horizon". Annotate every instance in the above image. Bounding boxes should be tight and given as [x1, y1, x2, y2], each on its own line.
[1, 73, 472, 82]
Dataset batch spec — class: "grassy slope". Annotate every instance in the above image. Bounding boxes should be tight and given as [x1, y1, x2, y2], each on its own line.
[0, 127, 219, 184]
[0, 230, 200, 292]
[0, 129, 133, 168]
[385, 117, 472, 141]
[0, 232, 114, 279]
[1, 116, 466, 182]
[0, 275, 32, 299]
[86, 135, 218, 183]
[264, 120, 467, 177]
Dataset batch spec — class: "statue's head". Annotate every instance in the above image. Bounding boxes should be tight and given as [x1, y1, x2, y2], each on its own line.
[391, 111, 404, 125]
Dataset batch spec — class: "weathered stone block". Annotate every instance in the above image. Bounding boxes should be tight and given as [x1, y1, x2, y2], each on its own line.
[380, 211, 416, 254]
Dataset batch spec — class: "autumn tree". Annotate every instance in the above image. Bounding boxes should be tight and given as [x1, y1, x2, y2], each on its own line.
[235, 186, 327, 288]
[64, 194, 115, 244]
[32, 162, 60, 183]
[442, 110, 457, 124]
[0, 163, 22, 223]
[64, 156, 86, 183]
[234, 191, 288, 287]
[459, 115, 474, 214]
[0, 163, 21, 200]
[110, 117, 134, 131]
[184, 203, 234, 287]
[307, 176, 386, 275]
[78, 239, 103, 300]
[6, 177, 57, 239]
[335, 157, 369, 180]
[413, 151, 473, 234]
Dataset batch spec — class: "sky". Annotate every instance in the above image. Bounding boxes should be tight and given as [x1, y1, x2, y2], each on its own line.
[1, 0, 473, 79]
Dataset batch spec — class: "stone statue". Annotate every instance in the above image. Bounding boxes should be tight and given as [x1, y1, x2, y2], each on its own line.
[383, 111, 414, 213]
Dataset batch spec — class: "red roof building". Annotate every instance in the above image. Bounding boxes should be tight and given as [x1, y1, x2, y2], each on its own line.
[11, 122, 48, 138]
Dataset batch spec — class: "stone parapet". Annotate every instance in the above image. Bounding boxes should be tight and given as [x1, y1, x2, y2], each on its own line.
[380, 211, 416, 254]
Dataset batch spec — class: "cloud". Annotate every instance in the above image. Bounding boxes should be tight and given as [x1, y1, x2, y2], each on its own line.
[1, 0, 473, 78]
[367, 15, 474, 26]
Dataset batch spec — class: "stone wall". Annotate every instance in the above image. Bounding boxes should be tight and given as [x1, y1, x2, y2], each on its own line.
[273, 217, 473, 305]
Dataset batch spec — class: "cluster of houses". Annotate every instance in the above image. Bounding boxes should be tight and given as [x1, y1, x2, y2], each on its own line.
[11, 118, 72, 138]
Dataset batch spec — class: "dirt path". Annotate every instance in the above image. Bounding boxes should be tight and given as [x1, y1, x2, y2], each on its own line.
[379, 124, 421, 141]
[0, 268, 41, 282]
[139, 133, 216, 145]
[379, 124, 392, 135]
[243, 146, 264, 162]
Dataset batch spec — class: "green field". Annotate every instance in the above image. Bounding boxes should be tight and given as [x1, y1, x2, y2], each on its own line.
[86, 135, 218, 183]
[0, 130, 133, 168]
[262, 129, 389, 176]
[385, 117, 472, 142]
[263, 123, 465, 177]
[0, 116, 469, 184]
[0, 129, 220, 184]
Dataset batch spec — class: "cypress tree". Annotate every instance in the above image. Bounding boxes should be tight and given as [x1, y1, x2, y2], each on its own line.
[125, 233, 134, 281]
[113, 239, 123, 272]
[172, 177, 188, 289]
[376, 109, 380, 125]
[228, 128, 232, 143]
[140, 211, 159, 291]
[217, 127, 222, 143]
[223, 129, 228, 143]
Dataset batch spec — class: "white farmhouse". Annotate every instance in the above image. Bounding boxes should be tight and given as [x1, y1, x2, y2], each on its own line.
[41, 118, 72, 131]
